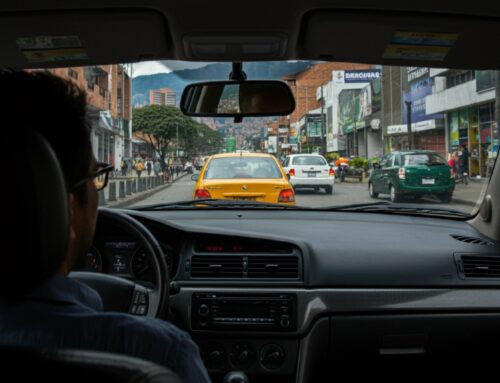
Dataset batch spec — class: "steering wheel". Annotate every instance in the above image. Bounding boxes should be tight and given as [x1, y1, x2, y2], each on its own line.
[70, 208, 169, 318]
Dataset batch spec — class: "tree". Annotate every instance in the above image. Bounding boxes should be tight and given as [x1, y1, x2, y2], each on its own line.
[133, 105, 223, 161]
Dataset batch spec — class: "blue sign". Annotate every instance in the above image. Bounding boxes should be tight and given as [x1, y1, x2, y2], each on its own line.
[403, 76, 444, 124]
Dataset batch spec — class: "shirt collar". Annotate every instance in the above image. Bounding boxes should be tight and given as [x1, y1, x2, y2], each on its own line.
[25, 273, 103, 312]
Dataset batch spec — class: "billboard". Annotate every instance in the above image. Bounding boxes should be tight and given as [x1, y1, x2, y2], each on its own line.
[306, 114, 324, 137]
[338, 89, 362, 134]
[403, 75, 444, 124]
[267, 136, 277, 153]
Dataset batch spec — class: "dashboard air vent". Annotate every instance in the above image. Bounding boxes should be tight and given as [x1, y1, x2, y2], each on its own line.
[247, 256, 299, 279]
[459, 255, 500, 278]
[191, 255, 243, 278]
[451, 235, 493, 246]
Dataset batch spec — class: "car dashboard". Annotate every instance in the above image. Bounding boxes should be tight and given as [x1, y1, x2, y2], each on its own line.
[82, 208, 500, 381]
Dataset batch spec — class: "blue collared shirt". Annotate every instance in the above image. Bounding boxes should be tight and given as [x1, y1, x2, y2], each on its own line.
[0, 274, 211, 383]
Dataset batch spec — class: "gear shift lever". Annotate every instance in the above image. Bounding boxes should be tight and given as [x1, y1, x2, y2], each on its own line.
[223, 371, 249, 383]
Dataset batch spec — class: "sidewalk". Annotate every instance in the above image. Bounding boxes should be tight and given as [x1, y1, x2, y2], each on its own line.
[100, 171, 189, 208]
[452, 177, 489, 207]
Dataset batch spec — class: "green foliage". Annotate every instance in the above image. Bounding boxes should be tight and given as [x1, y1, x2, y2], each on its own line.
[350, 157, 369, 169]
[324, 153, 340, 162]
[133, 105, 223, 160]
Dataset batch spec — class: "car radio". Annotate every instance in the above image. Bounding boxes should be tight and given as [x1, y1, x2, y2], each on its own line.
[191, 293, 296, 331]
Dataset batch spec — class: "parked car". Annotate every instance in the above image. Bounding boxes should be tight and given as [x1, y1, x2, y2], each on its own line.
[369, 150, 455, 203]
[192, 152, 295, 204]
[282, 154, 335, 194]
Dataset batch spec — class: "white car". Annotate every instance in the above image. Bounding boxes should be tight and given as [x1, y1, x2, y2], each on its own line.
[282, 154, 335, 194]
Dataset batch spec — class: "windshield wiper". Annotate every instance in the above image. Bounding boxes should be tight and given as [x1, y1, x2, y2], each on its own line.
[133, 199, 305, 211]
[317, 201, 469, 218]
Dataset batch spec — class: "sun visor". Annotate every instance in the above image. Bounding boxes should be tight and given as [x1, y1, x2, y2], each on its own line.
[300, 10, 500, 69]
[0, 10, 170, 68]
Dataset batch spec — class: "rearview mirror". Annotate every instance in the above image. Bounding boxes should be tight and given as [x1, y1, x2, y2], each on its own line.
[191, 174, 199, 181]
[180, 80, 295, 117]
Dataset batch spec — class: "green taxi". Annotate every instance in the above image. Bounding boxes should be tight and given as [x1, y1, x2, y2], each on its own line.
[369, 151, 455, 203]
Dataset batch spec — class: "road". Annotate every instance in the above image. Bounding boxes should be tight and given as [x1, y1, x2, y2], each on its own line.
[132, 176, 477, 214]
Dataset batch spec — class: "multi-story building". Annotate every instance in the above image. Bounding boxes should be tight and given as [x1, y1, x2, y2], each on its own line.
[48, 65, 132, 168]
[425, 69, 498, 177]
[149, 87, 176, 106]
[280, 62, 374, 155]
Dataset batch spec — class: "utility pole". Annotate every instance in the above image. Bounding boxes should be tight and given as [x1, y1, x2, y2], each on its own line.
[352, 91, 356, 156]
[176, 122, 179, 159]
[405, 100, 412, 150]
[320, 85, 326, 154]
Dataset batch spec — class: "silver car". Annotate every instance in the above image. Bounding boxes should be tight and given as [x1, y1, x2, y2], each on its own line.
[282, 154, 335, 194]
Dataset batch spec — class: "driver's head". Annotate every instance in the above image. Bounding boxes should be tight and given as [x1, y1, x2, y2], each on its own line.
[1, 70, 98, 276]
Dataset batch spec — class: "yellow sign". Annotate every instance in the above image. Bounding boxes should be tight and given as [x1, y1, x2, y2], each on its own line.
[384, 44, 450, 61]
[23, 48, 88, 63]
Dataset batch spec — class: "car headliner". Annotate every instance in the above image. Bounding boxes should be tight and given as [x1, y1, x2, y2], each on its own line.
[1, 1, 499, 69]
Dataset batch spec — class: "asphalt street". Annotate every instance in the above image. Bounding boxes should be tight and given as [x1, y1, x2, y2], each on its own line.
[132, 176, 478, 214]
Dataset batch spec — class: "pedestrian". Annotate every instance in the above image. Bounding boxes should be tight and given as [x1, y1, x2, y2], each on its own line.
[448, 152, 457, 178]
[459, 144, 470, 175]
[146, 158, 152, 176]
[154, 159, 161, 176]
[135, 159, 144, 178]
[120, 158, 127, 177]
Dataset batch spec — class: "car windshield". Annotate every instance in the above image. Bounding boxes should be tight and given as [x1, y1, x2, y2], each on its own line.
[204, 157, 282, 179]
[42, 61, 497, 216]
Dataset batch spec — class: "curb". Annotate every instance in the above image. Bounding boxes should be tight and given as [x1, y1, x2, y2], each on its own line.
[451, 198, 477, 207]
[105, 173, 189, 208]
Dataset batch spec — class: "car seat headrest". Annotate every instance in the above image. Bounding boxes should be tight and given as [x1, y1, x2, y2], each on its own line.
[3, 129, 69, 299]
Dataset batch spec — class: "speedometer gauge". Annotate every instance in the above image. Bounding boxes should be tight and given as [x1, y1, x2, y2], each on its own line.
[83, 246, 102, 272]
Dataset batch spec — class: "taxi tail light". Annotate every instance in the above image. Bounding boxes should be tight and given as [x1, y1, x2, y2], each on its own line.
[329, 168, 335, 176]
[278, 188, 295, 203]
[194, 188, 211, 199]
[288, 168, 295, 176]
[398, 167, 406, 180]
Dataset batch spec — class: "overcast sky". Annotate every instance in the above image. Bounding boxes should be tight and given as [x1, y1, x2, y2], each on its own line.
[132, 60, 212, 77]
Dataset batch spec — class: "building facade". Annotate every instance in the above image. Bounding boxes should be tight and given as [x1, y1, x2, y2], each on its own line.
[149, 87, 177, 106]
[49, 65, 132, 169]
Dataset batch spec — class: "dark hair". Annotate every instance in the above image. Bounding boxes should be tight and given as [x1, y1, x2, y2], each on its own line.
[0, 70, 92, 202]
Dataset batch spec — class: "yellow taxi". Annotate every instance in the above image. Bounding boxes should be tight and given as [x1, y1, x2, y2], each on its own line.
[192, 152, 295, 205]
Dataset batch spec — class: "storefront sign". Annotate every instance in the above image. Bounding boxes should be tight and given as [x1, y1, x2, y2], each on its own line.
[333, 70, 381, 84]
[407, 67, 430, 82]
[387, 119, 436, 135]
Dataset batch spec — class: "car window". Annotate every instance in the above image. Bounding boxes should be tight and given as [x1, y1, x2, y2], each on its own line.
[292, 156, 327, 166]
[382, 155, 393, 168]
[393, 155, 401, 167]
[404, 153, 446, 166]
[204, 157, 282, 179]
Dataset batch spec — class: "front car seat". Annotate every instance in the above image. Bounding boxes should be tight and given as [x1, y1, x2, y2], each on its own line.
[0, 347, 182, 383]
[2, 129, 181, 383]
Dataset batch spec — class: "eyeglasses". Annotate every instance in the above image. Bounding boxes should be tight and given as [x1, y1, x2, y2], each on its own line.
[69, 162, 114, 192]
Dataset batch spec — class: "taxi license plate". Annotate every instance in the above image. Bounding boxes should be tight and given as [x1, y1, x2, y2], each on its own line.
[422, 178, 435, 185]
[232, 197, 256, 201]
[307, 172, 316, 177]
